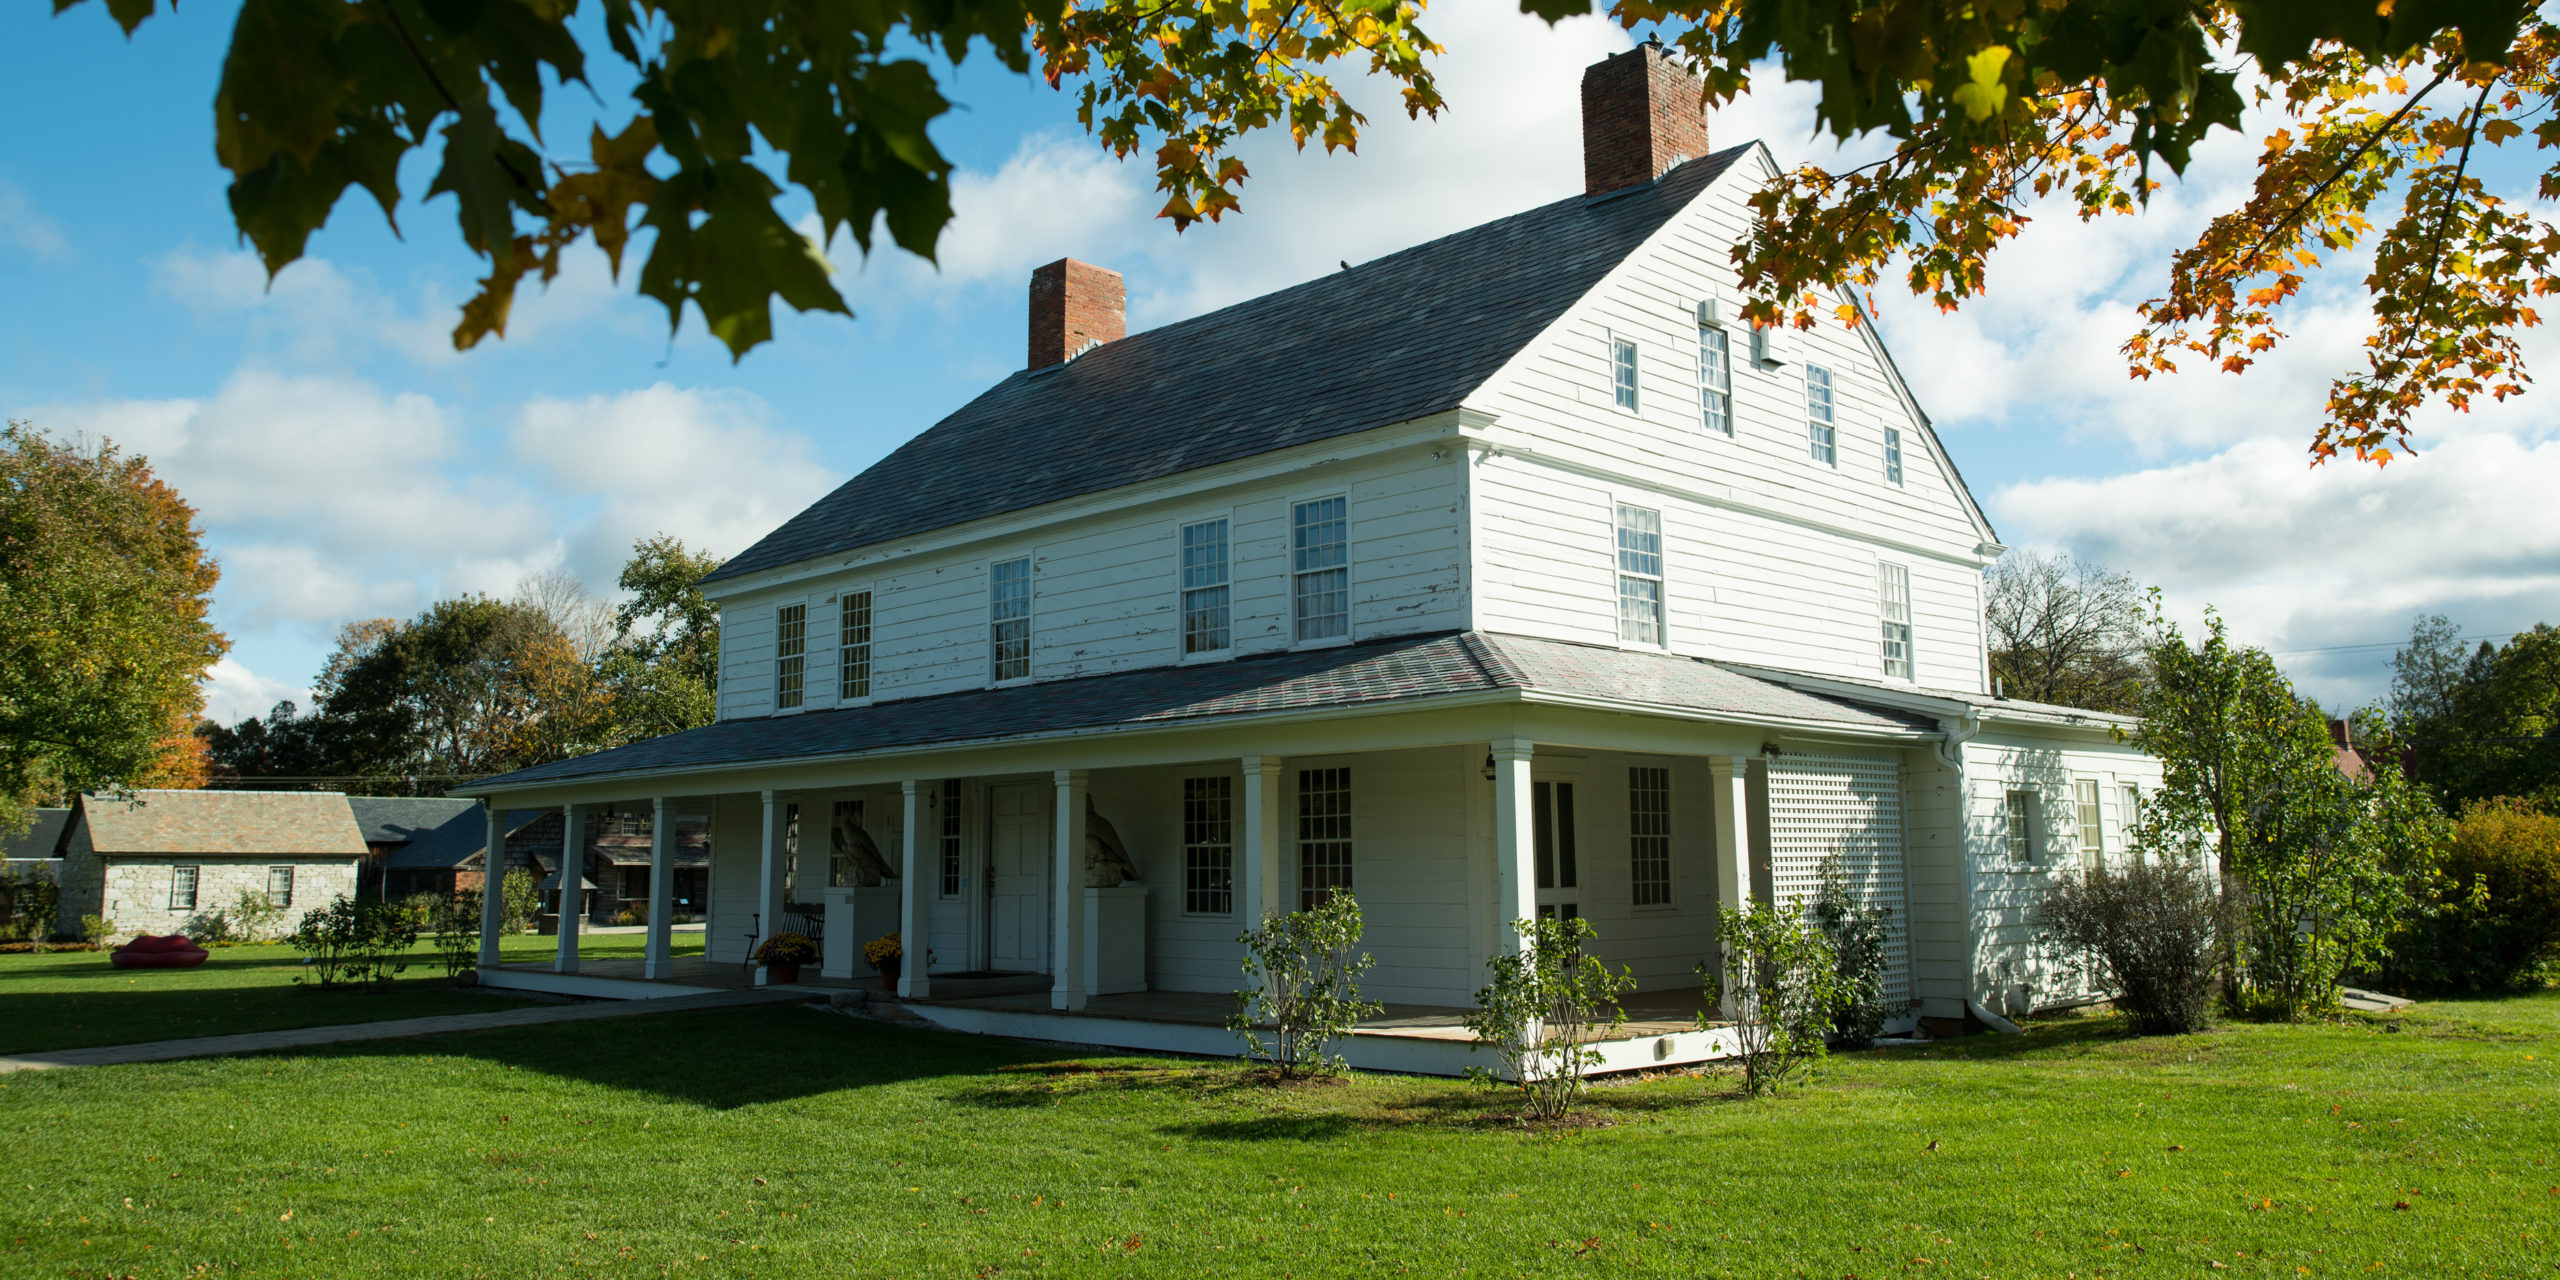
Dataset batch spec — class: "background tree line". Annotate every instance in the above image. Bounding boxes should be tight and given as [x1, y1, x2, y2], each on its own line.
[199, 536, 723, 793]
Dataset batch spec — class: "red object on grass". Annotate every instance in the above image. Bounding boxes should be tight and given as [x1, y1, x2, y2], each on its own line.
[110, 934, 210, 969]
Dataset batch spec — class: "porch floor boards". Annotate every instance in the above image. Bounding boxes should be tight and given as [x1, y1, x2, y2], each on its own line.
[914, 985, 1721, 1042]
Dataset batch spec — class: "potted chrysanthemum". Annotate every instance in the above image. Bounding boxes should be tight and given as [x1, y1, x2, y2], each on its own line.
[753, 932, 819, 985]
[864, 932, 903, 992]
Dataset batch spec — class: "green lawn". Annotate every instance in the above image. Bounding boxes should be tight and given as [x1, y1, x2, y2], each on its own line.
[2, 992, 2552, 1278]
[0, 932, 705, 1055]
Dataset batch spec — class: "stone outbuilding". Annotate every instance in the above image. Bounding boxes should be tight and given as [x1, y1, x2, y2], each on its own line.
[56, 790, 368, 940]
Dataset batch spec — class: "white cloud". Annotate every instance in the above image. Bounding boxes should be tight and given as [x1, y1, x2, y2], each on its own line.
[1994, 432, 2560, 705]
[200, 657, 310, 726]
[0, 178, 67, 259]
[148, 244, 631, 369]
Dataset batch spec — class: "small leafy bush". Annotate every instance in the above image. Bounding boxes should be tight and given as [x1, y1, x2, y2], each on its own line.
[2382, 797, 2560, 991]
[615, 904, 647, 926]
[500, 867, 542, 934]
[2037, 859, 2229, 1035]
[289, 895, 421, 989]
[1702, 899, 1846, 1097]
[1228, 892, 1381, 1079]
[80, 912, 118, 944]
[0, 869, 60, 946]
[1812, 857, 1898, 1046]
[427, 889, 483, 977]
[1464, 915, 1635, 1121]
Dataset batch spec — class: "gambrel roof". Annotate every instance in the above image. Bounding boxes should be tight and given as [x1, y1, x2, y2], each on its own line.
[467, 630, 1932, 791]
[702, 146, 1751, 585]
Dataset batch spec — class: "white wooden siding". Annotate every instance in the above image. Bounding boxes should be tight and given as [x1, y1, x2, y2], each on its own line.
[1957, 729, 2165, 1015]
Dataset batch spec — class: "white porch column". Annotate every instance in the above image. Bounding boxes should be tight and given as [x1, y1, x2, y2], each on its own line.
[753, 791, 789, 986]
[1708, 755, 1755, 1018]
[1239, 756, 1284, 925]
[476, 801, 506, 968]
[554, 804, 587, 974]
[897, 780, 932, 999]
[1491, 739, 1537, 953]
[643, 796, 675, 979]
[1052, 769, 1089, 1011]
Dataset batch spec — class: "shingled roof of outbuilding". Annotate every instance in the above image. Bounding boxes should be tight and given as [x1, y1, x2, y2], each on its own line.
[701, 146, 1751, 584]
[76, 790, 369, 857]
[465, 630, 1933, 792]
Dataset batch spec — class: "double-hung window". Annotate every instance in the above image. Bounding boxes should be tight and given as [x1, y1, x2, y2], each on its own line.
[989, 557, 1032, 682]
[1629, 766, 1673, 907]
[1698, 325, 1732, 434]
[774, 603, 806, 709]
[1298, 767, 1353, 908]
[1806, 365, 1838, 465]
[1180, 518, 1231, 655]
[1877, 562, 1914, 679]
[2074, 779, 2104, 867]
[1614, 503, 1665, 645]
[267, 866, 294, 907]
[2005, 790, 2038, 864]
[1291, 497, 1348, 642]
[170, 865, 199, 911]
[838, 590, 873, 700]
[1883, 426, 1905, 484]
[938, 779, 963, 897]
[2120, 783, 2145, 860]
[1611, 337, 1640, 411]
[1182, 776, 1235, 916]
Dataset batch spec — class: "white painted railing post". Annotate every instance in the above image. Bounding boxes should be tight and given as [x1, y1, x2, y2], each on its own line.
[1052, 769, 1089, 1012]
[897, 780, 932, 999]
[754, 791, 789, 986]
[1491, 739, 1536, 954]
[643, 796, 674, 979]
[554, 804, 587, 974]
[476, 801, 506, 969]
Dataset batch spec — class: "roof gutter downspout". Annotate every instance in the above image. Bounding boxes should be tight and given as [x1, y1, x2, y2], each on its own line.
[1966, 1000, 2024, 1035]
[1933, 707, 1982, 770]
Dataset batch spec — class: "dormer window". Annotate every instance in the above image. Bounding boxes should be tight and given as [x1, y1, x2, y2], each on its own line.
[989, 558, 1032, 682]
[775, 603, 806, 709]
[1806, 365, 1838, 465]
[1611, 337, 1640, 411]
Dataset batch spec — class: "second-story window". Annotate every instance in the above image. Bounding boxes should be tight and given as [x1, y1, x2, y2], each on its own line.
[989, 557, 1032, 682]
[1878, 561, 1914, 679]
[1180, 518, 1231, 655]
[1614, 503, 1665, 645]
[1883, 426, 1905, 484]
[1698, 325, 1732, 434]
[1292, 497, 1348, 642]
[1806, 365, 1837, 465]
[1611, 337, 1640, 411]
[838, 590, 872, 700]
[775, 602, 806, 709]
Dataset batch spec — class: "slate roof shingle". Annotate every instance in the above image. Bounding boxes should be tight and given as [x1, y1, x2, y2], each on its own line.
[467, 631, 1934, 792]
[702, 148, 1749, 584]
[78, 790, 369, 858]
[1, 808, 70, 860]
[348, 797, 496, 872]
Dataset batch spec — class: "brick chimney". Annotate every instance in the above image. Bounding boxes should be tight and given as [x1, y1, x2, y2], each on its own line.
[1027, 258, 1126, 370]
[1581, 42, 1712, 198]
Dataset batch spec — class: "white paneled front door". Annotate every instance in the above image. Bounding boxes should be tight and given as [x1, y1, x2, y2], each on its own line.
[987, 782, 1051, 973]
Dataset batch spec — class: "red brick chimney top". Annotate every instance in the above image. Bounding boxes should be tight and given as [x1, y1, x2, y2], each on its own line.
[1028, 258, 1126, 371]
[1580, 43, 1712, 199]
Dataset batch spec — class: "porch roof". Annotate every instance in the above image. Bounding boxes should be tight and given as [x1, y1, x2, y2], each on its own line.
[465, 631, 1935, 794]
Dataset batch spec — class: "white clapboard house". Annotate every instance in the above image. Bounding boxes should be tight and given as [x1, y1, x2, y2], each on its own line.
[463, 45, 2160, 1072]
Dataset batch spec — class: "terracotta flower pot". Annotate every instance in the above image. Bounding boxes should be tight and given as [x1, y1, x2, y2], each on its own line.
[767, 960, 802, 985]
[877, 957, 901, 993]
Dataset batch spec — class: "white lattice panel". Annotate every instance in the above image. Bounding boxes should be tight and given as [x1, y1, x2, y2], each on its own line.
[1767, 752, 1911, 1004]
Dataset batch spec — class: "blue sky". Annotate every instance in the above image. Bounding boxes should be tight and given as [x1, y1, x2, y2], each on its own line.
[5, 2, 2554, 721]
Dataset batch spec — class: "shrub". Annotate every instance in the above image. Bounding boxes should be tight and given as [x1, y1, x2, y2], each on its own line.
[2037, 859, 2229, 1035]
[427, 889, 483, 977]
[80, 912, 118, 944]
[1228, 892, 1381, 1079]
[1464, 915, 1635, 1121]
[1812, 857, 1898, 1046]
[2384, 798, 2560, 991]
[0, 868, 60, 947]
[1701, 899, 1846, 1097]
[499, 867, 542, 934]
[289, 895, 421, 988]
[614, 904, 647, 926]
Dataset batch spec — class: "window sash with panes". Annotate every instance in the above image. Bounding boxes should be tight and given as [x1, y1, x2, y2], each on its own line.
[938, 779, 964, 897]
[1698, 325, 1732, 434]
[1629, 766, 1672, 907]
[989, 558, 1031, 681]
[1291, 498, 1348, 642]
[1533, 780, 1579, 919]
[267, 865, 294, 907]
[1614, 503, 1665, 645]
[1877, 562, 1914, 679]
[1806, 365, 1838, 465]
[1180, 518, 1231, 655]
[2074, 779, 2104, 866]
[2121, 784, 2144, 857]
[1298, 767, 1352, 908]
[774, 603, 807, 709]
[838, 590, 873, 700]
[1182, 776, 1235, 915]
[1611, 337, 1640, 411]
[170, 865, 199, 910]
[1884, 426, 1904, 484]
[2005, 790, 2037, 863]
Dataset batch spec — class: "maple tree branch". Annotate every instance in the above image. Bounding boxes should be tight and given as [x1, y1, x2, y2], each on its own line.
[369, 0, 547, 204]
[2230, 65, 2454, 279]
[2404, 78, 2496, 330]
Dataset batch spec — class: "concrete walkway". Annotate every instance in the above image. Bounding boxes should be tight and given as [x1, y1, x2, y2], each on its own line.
[0, 987, 813, 1074]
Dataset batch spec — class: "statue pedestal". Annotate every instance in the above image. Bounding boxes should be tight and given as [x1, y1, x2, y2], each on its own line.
[1083, 885, 1148, 995]
[822, 885, 903, 980]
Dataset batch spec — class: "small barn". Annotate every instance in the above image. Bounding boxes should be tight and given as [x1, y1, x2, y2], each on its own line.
[56, 790, 369, 940]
